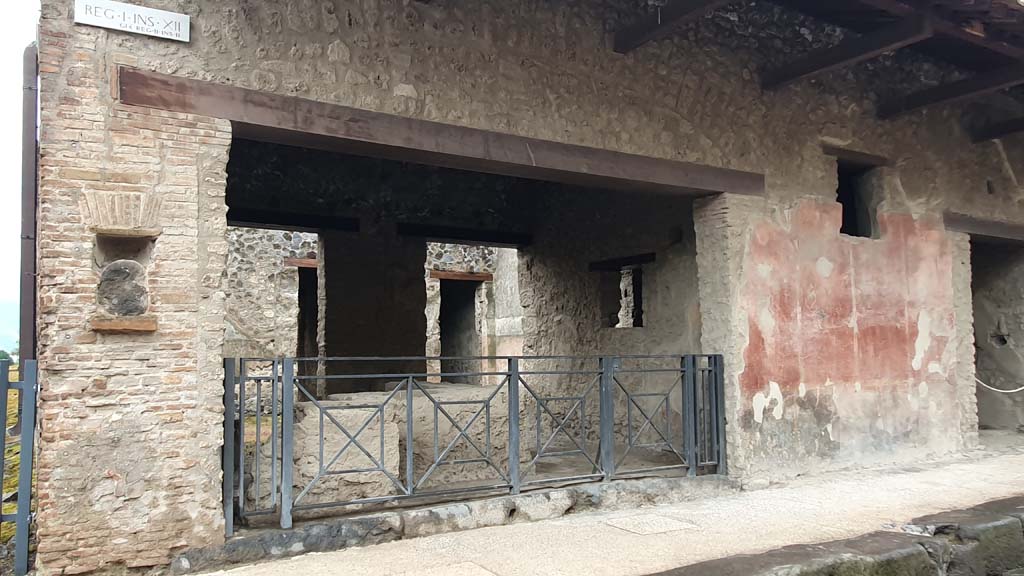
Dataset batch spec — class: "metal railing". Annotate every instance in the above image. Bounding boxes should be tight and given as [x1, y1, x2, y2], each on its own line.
[223, 355, 724, 534]
[1, 360, 37, 576]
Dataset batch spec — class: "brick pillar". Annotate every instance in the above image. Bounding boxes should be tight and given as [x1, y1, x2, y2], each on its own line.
[35, 17, 231, 575]
[950, 231, 979, 449]
[692, 193, 766, 480]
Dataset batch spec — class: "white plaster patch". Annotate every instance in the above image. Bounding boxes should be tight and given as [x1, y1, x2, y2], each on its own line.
[855, 381, 862, 393]
[770, 381, 784, 419]
[927, 362, 943, 374]
[798, 382, 807, 398]
[911, 310, 932, 371]
[918, 381, 929, 397]
[816, 256, 834, 278]
[752, 393, 767, 424]
[751, 382, 785, 424]
[757, 263, 772, 278]
[825, 422, 834, 441]
[758, 306, 776, 333]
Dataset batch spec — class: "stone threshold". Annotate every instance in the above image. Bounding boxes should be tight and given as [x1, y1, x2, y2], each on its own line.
[645, 496, 1024, 576]
[171, 475, 737, 574]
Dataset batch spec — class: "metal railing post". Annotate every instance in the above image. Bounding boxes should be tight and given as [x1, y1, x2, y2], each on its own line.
[237, 359, 247, 524]
[713, 354, 727, 475]
[507, 357, 521, 494]
[14, 360, 36, 576]
[222, 359, 236, 538]
[280, 358, 295, 529]
[0, 360, 8, 496]
[406, 376, 415, 495]
[599, 357, 617, 481]
[683, 355, 698, 477]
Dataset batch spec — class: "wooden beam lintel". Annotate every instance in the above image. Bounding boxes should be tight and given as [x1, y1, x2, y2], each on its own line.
[284, 258, 318, 269]
[429, 270, 495, 282]
[972, 117, 1024, 142]
[118, 67, 765, 198]
[945, 212, 1024, 244]
[589, 252, 657, 271]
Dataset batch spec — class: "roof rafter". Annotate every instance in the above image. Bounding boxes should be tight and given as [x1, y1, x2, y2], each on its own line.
[877, 64, 1024, 118]
[856, 0, 1024, 61]
[762, 15, 935, 90]
[614, 0, 734, 54]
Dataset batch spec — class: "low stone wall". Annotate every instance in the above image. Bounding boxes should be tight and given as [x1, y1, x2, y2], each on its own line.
[176, 475, 737, 573]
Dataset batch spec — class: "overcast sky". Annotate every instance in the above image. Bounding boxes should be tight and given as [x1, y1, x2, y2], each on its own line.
[0, 2, 41, 354]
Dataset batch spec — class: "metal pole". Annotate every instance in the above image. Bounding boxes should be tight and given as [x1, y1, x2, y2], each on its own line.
[19, 43, 38, 367]
[237, 360, 247, 522]
[507, 357, 521, 494]
[683, 355, 698, 477]
[280, 359, 295, 529]
[0, 360, 9, 498]
[405, 377, 415, 495]
[15, 360, 37, 576]
[714, 354, 728, 475]
[598, 357, 617, 481]
[222, 359, 236, 538]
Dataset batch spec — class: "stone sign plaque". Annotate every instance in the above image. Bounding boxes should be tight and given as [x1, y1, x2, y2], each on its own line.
[74, 0, 190, 43]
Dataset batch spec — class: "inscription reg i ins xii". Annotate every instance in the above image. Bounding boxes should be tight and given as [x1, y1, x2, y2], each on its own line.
[74, 0, 191, 43]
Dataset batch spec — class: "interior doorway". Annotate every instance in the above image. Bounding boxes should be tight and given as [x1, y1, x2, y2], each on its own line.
[439, 279, 484, 383]
[970, 238, 1024, 448]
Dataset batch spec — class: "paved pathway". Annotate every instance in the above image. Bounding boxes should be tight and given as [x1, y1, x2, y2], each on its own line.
[210, 447, 1024, 576]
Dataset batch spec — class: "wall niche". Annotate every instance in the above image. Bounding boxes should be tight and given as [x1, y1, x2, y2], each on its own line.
[83, 191, 161, 333]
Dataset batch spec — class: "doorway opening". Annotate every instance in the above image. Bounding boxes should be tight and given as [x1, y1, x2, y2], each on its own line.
[970, 238, 1024, 449]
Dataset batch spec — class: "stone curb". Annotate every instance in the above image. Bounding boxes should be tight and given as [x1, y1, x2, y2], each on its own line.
[170, 475, 737, 574]
[646, 496, 1024, 576]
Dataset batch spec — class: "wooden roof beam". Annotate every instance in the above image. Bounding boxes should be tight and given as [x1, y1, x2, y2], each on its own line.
[877, 64, 1024, 119]
[614, 0, 734, 54]
[856, 0, 1024, 61]
[972, 117, 1024, 142]
[762, 15, 934, 90]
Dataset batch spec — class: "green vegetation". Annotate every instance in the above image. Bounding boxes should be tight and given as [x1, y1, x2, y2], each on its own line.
[1, 365, 20, 543]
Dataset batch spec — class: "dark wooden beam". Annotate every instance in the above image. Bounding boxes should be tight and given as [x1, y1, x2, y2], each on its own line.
[226, 207, 359, 233]
[429, 270, 495, 282]
[821, 144, 890, 168]
[945, 211, 1024, 244]
[395, 223, 532, 248]
[877, 64, 1024, 119]
[589, 252, 657, 271]
[118, 67, 765, 197]
[972, 117, 1024, 142]
[856, 0, 1024, 61]
[283, 258, 318, 269]
[762, 16, 934, 90]
[613, 0, 734, 54]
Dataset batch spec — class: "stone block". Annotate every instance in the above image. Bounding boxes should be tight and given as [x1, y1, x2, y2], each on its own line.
[910, 509, 1024, 576]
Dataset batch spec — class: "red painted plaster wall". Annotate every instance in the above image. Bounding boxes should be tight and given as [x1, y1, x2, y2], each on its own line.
[736, 200, 959, 473]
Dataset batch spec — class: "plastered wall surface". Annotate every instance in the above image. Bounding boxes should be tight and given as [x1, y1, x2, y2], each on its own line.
[34, 0, 1024, 570]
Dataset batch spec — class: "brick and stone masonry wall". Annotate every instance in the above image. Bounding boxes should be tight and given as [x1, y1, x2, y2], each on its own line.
[36, 16, 232, 575]
[34, 0, 1024, 571]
